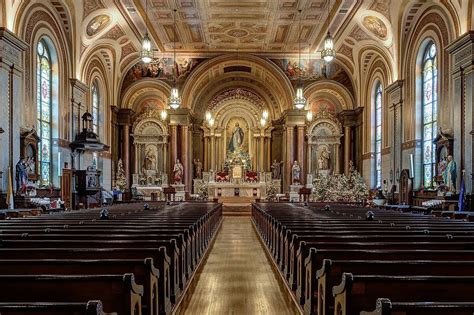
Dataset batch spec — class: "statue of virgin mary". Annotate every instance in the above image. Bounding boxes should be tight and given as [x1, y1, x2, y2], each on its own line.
[228, 122, 244, 153]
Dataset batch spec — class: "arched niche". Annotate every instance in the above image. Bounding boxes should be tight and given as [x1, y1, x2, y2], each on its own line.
[132, 111, 169, 182]
[181, 54, 293, 117]
[307, 110, 343, 175]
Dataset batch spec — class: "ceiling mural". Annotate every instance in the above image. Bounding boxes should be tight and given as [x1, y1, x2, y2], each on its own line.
[269, 58, 354, 96]
[86, 15, 111, 37]
[121, 57, 207, 93]
[362, 16, 388, 40]
[309, 98, 337, 114]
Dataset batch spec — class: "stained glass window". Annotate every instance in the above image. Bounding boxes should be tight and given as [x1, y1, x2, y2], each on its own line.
[422, 42, 438, 188]
[37, 39, 52, 186]
[374, 82, 383, 188]
[92, 80, 100, 137]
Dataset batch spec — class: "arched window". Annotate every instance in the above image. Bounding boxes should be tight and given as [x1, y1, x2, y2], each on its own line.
[91, 80, 100, 137]
[37, 39, 52, 186]
[422, 42, 438, 188]
[374, 82, 383, 188]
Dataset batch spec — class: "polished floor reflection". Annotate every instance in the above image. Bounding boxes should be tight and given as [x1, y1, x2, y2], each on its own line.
[178, 217, 298, 315]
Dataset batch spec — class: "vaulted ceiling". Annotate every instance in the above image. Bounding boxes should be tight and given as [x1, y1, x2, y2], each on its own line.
[117, 0, 360, 54]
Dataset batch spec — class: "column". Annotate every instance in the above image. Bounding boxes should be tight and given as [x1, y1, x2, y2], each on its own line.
[306, 143, 312, 175]
[122, 124, 130, 190]
[203, 136, 209, 171]
[344, 125, 351, 175]
[447, 33, 474, 193]
[297, 125, 305, 184]
[259, 134, 265, 171]
[170, 125, 178, 173]
[285, 126, 294, 190]
[210, 133, 216, 171]
[265, 136, 271, 171]
[181, 125, 189, 191]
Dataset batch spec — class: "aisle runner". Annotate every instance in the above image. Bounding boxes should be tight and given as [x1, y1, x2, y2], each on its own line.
[178, 217, 298, 314]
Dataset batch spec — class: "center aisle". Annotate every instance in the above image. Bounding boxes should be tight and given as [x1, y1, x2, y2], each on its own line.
[177, 216, 298, 315]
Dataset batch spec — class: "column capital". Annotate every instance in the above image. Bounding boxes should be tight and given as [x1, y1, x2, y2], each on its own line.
[338, 107, 363, 127]
[169, 107, 192, 126]
[0, 27, 28, 69]
[70, 79, 89, 107]
[281, 109, 306, 127]
[447, 31, 474, 70]
[117, 108, 135, 126]
[386, 80, 404, 109]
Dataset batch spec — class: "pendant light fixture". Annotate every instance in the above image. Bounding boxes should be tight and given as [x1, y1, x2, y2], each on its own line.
[141, 0, 152, 64]
[168, 8, 181, 110]
[321, 0, 336, 63]
[293, 9, 306, 110]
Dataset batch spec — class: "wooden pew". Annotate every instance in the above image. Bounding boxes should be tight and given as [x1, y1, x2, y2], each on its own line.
[0, 246, 171, 314]
[0, 274, 143, 315]
[361, 298, 474, 315]
[333, 273, 474, 315]
[0, 258, 158, 315]
[0, 300, 114, 315]
[312, 259, 474, 315]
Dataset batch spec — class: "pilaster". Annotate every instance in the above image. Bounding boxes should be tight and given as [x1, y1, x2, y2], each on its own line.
[447, 31, 474, 193]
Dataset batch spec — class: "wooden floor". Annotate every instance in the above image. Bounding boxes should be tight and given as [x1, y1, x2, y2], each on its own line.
[177, 217, 298, 315]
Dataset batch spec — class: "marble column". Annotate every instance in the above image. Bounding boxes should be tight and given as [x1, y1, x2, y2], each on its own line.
[203, 136, 209, 171]
[181, 125, 189, 191]
[170, 125, 178, 172]
[259, 134, 265, 171]
[297, 125, 305, 184]
[211, 133, 217, 171]
[265, 136, 271, 171]
[285, 126, 294, 190]
[122, 124, 130, 190]
[344, 125, 351, 175]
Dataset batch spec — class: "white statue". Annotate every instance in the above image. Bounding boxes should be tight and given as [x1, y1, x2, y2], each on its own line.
[173, 159, 184, 185]
[228, 122, 244, 152]
[318, 147, 330, 170]
[291, 160, 301, 184]
[143, 149, 156, 171]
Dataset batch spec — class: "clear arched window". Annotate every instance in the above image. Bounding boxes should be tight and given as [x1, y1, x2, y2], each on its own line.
[37, 39, 52, 186]
[92, 80, 100, 137]
[422, 42, 438, 188]
[374, 82, 383, 188]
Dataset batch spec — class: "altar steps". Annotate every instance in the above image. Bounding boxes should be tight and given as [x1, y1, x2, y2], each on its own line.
[220, 197, 253, 216]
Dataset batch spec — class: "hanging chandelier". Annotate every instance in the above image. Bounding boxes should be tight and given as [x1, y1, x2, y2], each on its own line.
[293, 9, 306, 110]
[168, 8, 181, 110]
[321, 0, 336, 62]
[141, 0, 152, 63]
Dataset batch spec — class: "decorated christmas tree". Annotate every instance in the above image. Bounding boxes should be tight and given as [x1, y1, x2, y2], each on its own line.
[115, 159, 127, 191]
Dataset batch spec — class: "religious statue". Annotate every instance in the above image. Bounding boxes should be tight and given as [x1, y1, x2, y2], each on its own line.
[173, 159, 184, 185]
[271, 160, 283, 179]
[228, 122, 244, 153]
[291, 160, 301, 184]
[15, 158, 27, 195]
[193, 158, 203, 179]
[443, 155, 457, 192]
[25, 156, 35, 176]
[438, 156, 447, 178]
[318, 147, 330, 170]
[143, 148, 156, 171]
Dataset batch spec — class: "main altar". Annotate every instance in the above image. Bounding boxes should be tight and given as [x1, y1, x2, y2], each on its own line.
[193, 148, 278, 200]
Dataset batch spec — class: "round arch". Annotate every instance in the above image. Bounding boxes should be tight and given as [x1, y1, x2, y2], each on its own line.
[181, 54, 294, 116]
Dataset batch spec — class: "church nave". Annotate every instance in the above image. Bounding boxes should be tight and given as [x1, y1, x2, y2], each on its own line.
[178, 217, 298, 315]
